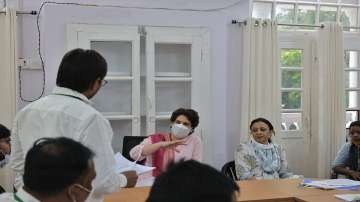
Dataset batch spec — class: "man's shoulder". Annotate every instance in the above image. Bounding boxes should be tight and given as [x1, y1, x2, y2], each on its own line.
[14, 98, 109, 133]
[18, 95, 102, 118]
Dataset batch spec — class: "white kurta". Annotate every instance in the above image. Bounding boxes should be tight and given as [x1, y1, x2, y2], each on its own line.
[10, 87, 127, 202]
[0, 188, 40, 202]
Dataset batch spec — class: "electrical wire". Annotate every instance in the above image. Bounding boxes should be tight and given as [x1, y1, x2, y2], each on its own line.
[38, 0, 244, 12]
[19, 0, 243, 102]
[18, 1, 49, 102]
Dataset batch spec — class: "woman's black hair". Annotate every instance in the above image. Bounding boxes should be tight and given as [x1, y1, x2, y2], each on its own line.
[170, 108, 199, 129]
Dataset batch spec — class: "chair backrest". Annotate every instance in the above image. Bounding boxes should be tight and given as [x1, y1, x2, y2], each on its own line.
[221, 161, 238, 181]
[0, 185, 5, 194]
[122, 136, 147, 162]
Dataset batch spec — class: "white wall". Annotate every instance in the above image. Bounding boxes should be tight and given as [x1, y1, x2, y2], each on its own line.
[15, 0, 250, 169]
[226, 23, 243, 164]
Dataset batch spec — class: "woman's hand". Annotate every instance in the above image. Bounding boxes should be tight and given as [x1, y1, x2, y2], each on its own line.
[159, 139, 187, 148]
[141, 139, 187, 156]
[159, 139, 187, 152]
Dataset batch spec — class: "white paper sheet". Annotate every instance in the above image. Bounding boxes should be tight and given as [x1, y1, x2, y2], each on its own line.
[335, 194, 360, 201]
[114, 152, 155, 175]
[303, 179, 360, 190]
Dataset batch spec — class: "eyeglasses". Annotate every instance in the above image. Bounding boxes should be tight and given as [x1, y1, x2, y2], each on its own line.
[74, 184, 91, 193]
[101, 79, 108, 87]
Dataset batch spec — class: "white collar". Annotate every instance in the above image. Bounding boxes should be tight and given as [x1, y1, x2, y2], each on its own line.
[52, 86, 92, 105]
[15, 188, 41, 202]
[250, 137, 274, 150]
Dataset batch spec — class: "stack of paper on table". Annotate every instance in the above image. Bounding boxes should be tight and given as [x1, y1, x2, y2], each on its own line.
[114, 152, 155, 175]
[335, 194, 360, 201]
[302, 179, 360, 190]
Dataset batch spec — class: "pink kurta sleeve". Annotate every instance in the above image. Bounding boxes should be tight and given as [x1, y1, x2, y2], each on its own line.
[191, 135, 202, 162]
[129, 137, 152, 161]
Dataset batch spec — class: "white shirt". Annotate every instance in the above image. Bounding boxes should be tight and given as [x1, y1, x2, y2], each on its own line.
[10, 87, 127, 202]
[0, 188, 40, 202]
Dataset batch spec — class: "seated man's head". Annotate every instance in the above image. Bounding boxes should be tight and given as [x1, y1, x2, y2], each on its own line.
[146, 160, 239, 202]
[349, 121, 360, 146]
[0, 124, 11, 165]
[23, 137, 96, 202]
[56, 48, 108, 99]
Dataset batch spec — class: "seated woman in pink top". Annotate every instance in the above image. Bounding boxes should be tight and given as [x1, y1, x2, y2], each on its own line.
[130, 108, 202, 177]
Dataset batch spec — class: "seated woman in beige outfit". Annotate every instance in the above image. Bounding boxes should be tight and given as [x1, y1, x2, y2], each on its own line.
[235, 118, 295, 180]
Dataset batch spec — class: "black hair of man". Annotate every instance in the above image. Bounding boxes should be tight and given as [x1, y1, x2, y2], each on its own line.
[0, 124, 10, 139]
[56, 48, 107, 93]
[350, 120, 360, 128]
[170, 108, 200, 129]
[146, 160, 239, 202]
[23, 137, 95, 196]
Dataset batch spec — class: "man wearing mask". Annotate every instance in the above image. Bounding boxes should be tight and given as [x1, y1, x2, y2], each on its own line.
[0, 124, 11, 168]
[1, 137, 97, 202]
[11, 49, 138, 202]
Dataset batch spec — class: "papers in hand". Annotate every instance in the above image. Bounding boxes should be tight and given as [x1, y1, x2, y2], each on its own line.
[114, 152, 155, 175]
[335, 194, 360, 201]
[302, 179, 360, 190]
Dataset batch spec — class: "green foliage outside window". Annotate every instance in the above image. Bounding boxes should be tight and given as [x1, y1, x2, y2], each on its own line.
[281, 50, 302, 67]
[281, 50, 302, 109]
[282, 91, 301, 109]
[282, 71, 301, 88]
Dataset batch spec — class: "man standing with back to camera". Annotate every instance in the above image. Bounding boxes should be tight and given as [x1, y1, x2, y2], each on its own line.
[10, 48, 138, 202]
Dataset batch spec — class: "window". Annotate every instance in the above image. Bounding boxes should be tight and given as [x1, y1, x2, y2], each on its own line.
[252, 0, 360, 31]
[281, 49, 303, 132]
[345, 50, 360, 128]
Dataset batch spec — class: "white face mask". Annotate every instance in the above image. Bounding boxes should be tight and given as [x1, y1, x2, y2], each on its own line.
[171, 124, 191, 139]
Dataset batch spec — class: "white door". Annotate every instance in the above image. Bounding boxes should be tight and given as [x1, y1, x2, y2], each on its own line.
[344, 35, 360, 130]
[145, 27, 209, 136]
[278, 33, 314, 177]
[67, 24, 141, 153]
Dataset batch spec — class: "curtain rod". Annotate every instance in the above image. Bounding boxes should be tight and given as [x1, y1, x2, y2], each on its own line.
[0, 10, 37, 15]
[231, 19, 360, 30]
[231, 20, 325, 28]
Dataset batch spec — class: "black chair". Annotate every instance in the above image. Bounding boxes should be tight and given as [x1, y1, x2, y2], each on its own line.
[122, 136, 147, 162]
[0, 185, 5, 194]
[221, 161, 238, 181]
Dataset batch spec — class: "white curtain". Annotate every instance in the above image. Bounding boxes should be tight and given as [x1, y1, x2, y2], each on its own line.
[240, 18, 281, 142]
[317, 23, 345, 178]
[0, 7, 17, 191]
